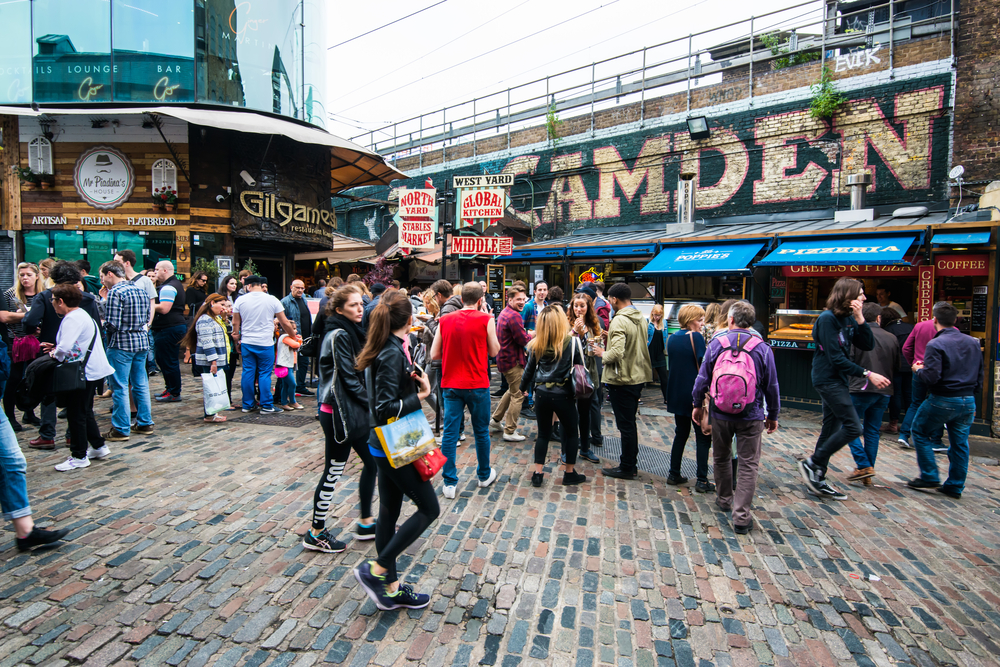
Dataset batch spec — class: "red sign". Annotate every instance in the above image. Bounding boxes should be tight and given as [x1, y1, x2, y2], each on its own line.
[452, 236, 513, 256]
[781, 263, 919, 277]
[917, 265, 934, 322]
[934, 254, 989, 276]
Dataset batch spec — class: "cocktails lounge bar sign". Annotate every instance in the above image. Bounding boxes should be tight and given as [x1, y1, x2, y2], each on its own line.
[239, 191, 335, 236]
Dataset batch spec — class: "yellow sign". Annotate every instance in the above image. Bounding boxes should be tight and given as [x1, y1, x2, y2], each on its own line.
[239, 191, 335, 230]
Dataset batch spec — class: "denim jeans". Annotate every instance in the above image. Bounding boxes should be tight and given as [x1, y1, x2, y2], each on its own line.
[241, 344, 275, 410]
[146, 329, 158, 372]
[275, 369, 296, 406]
[847, 392, 890, 469]
[295, 357, 309, 392]
[106, 347, 153, 435]
[154, 324, 186, 396]
[441, 387, 492, 487]
[900, 373, 943, 444]
[889, 371, 912, 422]
[912, 394, 974, 494]
[0, 409, 31, 520]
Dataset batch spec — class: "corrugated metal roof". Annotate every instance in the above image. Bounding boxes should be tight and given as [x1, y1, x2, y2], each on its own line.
[510, 211, 982, 251]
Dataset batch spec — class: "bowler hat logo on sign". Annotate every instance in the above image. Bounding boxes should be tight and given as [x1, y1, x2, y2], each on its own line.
[73, 146, 136, 210]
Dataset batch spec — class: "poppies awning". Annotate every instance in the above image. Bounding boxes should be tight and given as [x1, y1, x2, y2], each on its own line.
[755, 235, 918, 266]
[637, 241, 765, 275]
[932, 231, 991, 245]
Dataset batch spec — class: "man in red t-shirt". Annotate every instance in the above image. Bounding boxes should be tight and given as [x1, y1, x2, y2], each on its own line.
[431, 282, 501, 499]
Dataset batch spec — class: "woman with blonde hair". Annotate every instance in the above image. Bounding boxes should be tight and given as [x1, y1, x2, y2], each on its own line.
[702, 303, 722, 341]
[3, 262, 44, 430]
[38, 258, 56, 290]
[647, 304, 669, 405]
[665, 303, 714, 493]
[520, 304, 587, 487]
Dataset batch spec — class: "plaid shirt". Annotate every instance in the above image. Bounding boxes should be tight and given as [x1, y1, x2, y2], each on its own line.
[105, 280, 151, 353]
[521, 298, 547, 331]
[497, 305, 531, 372]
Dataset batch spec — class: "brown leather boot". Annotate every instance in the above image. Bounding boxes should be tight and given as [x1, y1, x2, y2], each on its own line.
[881, 420, 899, 434]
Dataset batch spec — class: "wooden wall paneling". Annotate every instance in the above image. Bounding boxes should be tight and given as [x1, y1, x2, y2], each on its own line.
[1, 116, 21, 231]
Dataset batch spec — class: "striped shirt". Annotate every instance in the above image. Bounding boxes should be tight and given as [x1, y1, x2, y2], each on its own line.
[105, 280, 151, 353]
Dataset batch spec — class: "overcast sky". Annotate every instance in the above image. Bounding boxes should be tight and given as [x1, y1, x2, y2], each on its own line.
[324, 0, 818, 144]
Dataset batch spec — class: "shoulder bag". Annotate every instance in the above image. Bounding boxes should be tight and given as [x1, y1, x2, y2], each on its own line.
[53, 319, 98, 393]
[365, 365, 445, 479]
[570, 336, 594, 400]
[690, 332, 712, 436]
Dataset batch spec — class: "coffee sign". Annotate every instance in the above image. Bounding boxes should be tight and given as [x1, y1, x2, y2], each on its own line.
[73, 146, 136, 210]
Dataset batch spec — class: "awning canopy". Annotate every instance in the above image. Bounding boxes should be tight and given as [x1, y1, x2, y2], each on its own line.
[0, 105, 407, 192]
[755, 234, 918, 266]
[637, 241, 765, 275]
[932, 231, 991, 245]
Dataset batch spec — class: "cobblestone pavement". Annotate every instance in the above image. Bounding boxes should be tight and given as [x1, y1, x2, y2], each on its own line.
[2, 375, 1000, 667]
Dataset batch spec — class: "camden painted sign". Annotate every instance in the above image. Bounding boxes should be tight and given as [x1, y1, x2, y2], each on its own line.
[73, 146, 136, 210]
[353, 74, 953, 242]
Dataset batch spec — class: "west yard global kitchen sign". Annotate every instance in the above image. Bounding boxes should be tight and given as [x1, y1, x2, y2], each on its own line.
[73, 146, 136, 210]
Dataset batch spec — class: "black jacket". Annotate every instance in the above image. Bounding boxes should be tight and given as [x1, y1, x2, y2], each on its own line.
[367, 335, 420, 427]
[848, 323, 899, 395]
[318, 320, 368, 441]
[883, 320, 914, 372]
[919, 327, 984, 397]
[23, 289, 102, 344]
[811, 310, 874, 386]
[520, 336, 576, 397]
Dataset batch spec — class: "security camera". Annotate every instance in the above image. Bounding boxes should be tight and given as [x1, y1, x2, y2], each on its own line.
[216, 194, 227, 203]
[239, 170, 256, 187]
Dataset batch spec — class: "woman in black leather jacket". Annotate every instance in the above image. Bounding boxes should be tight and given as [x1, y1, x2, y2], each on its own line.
[303, 284, 377, 555]
[520, 305, 587, 487]
[352, 291, 439, 611]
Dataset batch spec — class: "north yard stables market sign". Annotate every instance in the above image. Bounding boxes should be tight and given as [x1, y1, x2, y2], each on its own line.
[394, 188, 438, 251]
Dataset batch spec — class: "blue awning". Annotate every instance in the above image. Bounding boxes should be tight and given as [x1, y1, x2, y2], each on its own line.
[933, 231, 991, 245]
[567, 243, 657, 260]
[637, 241, 765, 275]
[755, 234, 917, 266]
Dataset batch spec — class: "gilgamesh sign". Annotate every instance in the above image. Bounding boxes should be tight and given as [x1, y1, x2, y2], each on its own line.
[917, 265, 934, 321]
[239, 191, 335, 232]
[452, 236, 513, 255]
[934, 254, 988, 277]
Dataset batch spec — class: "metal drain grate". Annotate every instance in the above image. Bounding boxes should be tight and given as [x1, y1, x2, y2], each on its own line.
[599, 436, 713, 480]
[228, 413, 317, 428]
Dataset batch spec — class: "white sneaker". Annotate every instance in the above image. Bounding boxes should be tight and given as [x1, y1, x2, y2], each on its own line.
[86, 445, 111, 460]
[54, 456, 90, 472]
[503, 431, 526, 442]
[435, 435, 443, 445]
[489, 419, 503, 433]
[459, 434, 467, 441]
[478, 467, 498, 488]
[443, 485, 456, 499]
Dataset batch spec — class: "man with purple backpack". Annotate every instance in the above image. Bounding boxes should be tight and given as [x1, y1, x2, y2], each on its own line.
[692, 301, 780, 534]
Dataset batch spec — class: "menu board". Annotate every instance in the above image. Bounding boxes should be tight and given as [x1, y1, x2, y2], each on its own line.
[487, 264, 505, 317]
[972, 286, 987, 331]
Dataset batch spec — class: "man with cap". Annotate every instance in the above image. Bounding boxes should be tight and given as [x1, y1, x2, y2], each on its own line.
[232, 276, 296, 414]
[361, 282, 386, 331]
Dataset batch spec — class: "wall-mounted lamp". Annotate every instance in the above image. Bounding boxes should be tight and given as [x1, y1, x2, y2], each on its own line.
[686, 116, 711, 140]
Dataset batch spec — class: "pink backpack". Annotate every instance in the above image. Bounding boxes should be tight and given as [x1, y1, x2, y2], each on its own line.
[709, 333, 762, 415]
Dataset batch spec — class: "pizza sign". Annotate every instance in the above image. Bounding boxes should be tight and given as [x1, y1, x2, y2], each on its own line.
[73, 146, 136, 210]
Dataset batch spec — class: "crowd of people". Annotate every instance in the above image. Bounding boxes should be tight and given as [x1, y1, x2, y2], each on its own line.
[0, 266, 984, 612]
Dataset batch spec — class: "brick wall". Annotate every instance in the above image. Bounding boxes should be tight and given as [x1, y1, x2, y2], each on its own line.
[953, 0, 1000, 182]
[344, 37, 953, 241]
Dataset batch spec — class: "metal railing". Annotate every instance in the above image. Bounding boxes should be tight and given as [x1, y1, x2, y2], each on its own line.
[345, 0, 955, 168]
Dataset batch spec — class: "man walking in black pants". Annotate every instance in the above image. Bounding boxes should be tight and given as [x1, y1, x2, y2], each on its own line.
[595, 283, 652, 479]
[800, 278, 891, 500]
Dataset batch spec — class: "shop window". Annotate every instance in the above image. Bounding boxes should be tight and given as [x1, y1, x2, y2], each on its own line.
[84, 231, 114, 266]
[32, 0, 112, 103]
[143, 231, 175, 270]
[191, 232, 224, 268]
[115, 231, 145, 261]
[23, 231, 49, 265]
[52, 231, 83, 261]
[28, 137, 52, 175]
[151, 159, 177, 194]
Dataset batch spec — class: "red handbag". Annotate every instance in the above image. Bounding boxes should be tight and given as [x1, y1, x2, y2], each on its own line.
[413, 448, 446, 481]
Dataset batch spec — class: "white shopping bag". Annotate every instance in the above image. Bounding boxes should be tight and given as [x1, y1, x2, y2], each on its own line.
[201, 372, 229, 415]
